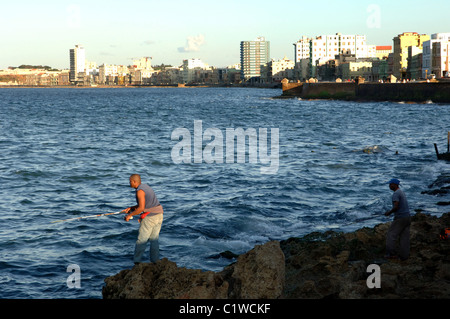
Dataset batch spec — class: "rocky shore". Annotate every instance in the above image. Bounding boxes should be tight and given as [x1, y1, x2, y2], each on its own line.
[102, 211, 450, 299]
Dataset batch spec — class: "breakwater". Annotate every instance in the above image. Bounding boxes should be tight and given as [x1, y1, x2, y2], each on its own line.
[281, 80, 450, 103]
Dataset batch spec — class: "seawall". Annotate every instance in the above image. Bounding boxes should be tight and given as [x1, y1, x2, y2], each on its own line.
[281, 80, 450, 103]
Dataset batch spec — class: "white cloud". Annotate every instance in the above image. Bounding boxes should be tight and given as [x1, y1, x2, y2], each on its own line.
[178, 34, 205, 53]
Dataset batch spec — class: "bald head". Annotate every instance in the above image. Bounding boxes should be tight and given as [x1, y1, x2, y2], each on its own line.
[130, 174, 141, 183]
[129, 174, 141, 188]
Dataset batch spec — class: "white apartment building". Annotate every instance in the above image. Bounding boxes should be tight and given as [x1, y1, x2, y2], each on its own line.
[181, 58, 210, 83]
[129, 57, 154, 85]
[85, 61, 98, 76]
[294, 36, 312, 62]
[98, 64, 129, 84]
[183, 58, 209, 70]
[263, 56, 295, 82]
[294, 33, 376, 79]
[133, 57, 153, 70]
[422, 33, 450, 78]
[69, 44, 85, 83]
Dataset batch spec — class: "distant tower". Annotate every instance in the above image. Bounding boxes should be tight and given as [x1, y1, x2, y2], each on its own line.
[69, 44, 86, 84]
[240, 37, 270, 82]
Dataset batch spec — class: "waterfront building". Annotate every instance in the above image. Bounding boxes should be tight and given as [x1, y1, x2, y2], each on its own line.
[370, 58, 390, 82]
[392, 32, 430, 79]
[294, 36, 312, 63]
[431, 41, 450, 78]
[293, 36, 312, 81]
[422, 33, 450, 79]
[181, 58, 211, 84]
[129, 57, 155, 85]
[375, 46, 392, 59]
[407, 46, 423, 80]
[132, 69, 154, 85]
[215, 66, 241, 86]
[240, 37, 270, 82]
[0, 68, 70, 86]
[85, 61, 98, 77]
[98, 64, 129, 85]
[294, 33, 376, 79]
[149, 67, 182, 85]
[133, 57, 153, 70]
[261, 56, 295, 83]
[69, 44, 86, 84]
[342, 60, 373, 81]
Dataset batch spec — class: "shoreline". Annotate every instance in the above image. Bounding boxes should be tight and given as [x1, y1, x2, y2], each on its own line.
[280, 80, 450, 104]
[0, 84, 281, 89]
[103, 211, 450, 299]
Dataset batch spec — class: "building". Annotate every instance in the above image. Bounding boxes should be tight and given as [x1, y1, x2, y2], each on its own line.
[149, 66, 182, 85]
[133, 57, 153, 70]
[294, 36, 312, 63]
[181, 58, 210, 84]
[261, 56, 295, 83]
[422, 33, 450, 79]
[240, 37, 270, 82]
[294, 33, 376, 79]
[69, 44, 86, 84]
[339, 60, 374, 81]
[432, 41, 450, 78]
[130, 57, 154, 85]
[407, 46, 423, 80]
[375, 46, 392, 59]
[85, 61, 98, 76]
[392, 32, 430, 79]
[98, 64, 129, 85]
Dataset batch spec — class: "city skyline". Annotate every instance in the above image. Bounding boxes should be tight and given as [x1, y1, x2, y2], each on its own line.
[1, 0, 450, 70]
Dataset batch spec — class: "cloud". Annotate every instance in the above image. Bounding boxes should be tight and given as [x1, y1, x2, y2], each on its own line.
[178, 34, 205, 53]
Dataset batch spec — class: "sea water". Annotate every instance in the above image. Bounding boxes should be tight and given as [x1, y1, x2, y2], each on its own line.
[0, 87, 448, 298]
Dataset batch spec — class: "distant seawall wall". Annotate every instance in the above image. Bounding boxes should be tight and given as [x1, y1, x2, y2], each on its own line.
[282, 81, 450, 103]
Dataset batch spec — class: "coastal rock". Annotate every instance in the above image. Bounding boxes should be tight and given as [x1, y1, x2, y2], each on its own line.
[102, 240, 285, 299]
[422, 173, 450, 196]
[103, 213, 450, 299]
[102, 258, 229, 299]
[222, 240, 285, 299]
[281, 212, 450, 299]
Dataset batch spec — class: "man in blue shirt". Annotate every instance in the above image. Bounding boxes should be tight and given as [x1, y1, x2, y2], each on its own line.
[123, 174, 164, 264]
[384, 178, 411, 261]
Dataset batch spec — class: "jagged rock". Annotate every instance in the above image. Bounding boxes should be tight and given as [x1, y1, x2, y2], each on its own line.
[103, 240, 285, 299]
[281, 212, 450, 299]
[102, 258, 229, 299]
[222, 240, 285, 299]
[421, 173, 450, 197]
[103, 213, 450, 299]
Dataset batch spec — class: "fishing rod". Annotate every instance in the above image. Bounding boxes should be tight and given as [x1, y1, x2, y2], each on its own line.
[51, 210, 130, 224]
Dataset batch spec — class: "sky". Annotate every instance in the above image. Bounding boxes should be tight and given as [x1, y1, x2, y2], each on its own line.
[1, 0, 450, 70]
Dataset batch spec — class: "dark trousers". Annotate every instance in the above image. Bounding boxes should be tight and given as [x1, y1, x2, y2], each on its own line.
[386, 216, 411, 260]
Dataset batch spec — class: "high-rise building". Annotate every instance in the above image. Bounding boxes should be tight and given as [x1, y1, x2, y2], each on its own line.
[240, 37, 270, 81]
[69, 44, 86, 84]
[392, 32, 429, 79]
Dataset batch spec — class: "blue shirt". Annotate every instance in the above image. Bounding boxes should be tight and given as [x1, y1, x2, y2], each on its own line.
[392, 188, 410, 219]
[136, 183, 160, 209]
